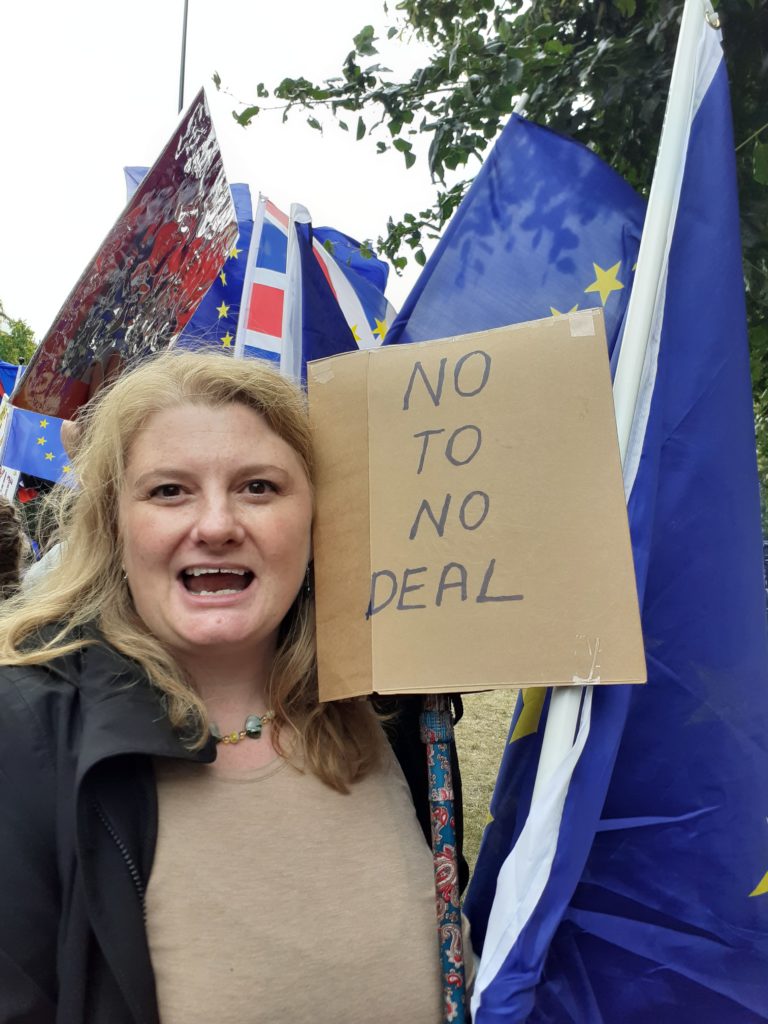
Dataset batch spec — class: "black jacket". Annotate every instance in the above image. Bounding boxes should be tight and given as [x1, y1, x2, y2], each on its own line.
[0, 638, 466, 1023]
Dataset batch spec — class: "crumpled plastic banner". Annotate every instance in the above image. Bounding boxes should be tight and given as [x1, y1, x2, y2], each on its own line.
[13, 88, 238, 419]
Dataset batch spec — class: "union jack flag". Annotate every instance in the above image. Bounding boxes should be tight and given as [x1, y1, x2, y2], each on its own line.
[235, 196, 396, 362]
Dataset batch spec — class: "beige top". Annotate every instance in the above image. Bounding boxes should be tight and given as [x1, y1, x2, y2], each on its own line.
[146, 742, 442, 1023]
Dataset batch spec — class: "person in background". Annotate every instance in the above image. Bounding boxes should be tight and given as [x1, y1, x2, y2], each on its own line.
[0, 351, 450, 1024]
[20, 418, 81, 590]
[0, 495, 28, 598]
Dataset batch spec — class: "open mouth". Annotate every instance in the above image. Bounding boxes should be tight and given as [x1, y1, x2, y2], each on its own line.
[180, 567, 255, 596]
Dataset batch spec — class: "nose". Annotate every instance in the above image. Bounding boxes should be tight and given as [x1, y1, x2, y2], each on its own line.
[190, 493, 246, 548]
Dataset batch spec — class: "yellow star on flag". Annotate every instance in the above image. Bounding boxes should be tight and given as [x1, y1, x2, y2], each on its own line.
[550, 304, 580, 317]
[39, 418, 49, 428]
[350, 324, 361, 343]
[372, 318, 388, 341]
[36, 436, 47, 446]
[216, 301, 230, 320]
[749, 869, 768, 898]
[44, 452, 54, 462]
[62, 465, 72, 474]
[220, 332, 234, 348]
[509, 688, 546, 743]
[228, 245, 242, 260]
[219, 271, 227, 287]
[584, 262, 624, 306]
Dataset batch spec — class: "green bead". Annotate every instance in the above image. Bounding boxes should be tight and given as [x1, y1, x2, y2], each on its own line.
[244, 715, 263, 738]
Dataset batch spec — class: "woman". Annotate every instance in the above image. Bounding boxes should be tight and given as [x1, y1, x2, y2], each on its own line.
[0, 351, 444, 1023]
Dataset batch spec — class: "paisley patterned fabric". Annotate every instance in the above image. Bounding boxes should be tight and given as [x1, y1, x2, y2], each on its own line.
[421, 696, 467, 1023]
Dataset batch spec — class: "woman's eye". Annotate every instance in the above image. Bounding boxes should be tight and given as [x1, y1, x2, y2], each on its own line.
[150, 484, 182, 499]
[247, 479, 275, 495]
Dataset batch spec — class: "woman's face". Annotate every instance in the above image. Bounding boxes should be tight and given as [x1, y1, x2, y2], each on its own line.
[118, 402, 313, 670]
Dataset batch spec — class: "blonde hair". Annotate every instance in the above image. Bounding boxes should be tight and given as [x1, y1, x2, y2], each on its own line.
[0, 351, 381, 791]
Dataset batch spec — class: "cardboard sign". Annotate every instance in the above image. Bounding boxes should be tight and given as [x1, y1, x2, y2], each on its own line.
[308, 311, 646, 700]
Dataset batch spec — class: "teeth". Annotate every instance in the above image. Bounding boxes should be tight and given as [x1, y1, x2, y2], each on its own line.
[196, 589, 241, 596]
[184, 567, 247, 576]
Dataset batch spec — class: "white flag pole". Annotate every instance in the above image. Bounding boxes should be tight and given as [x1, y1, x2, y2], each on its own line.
[531, 0, 715, 800]
[280, 203, 311, 383]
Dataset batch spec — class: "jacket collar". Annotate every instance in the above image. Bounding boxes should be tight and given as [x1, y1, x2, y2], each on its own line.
[69, 638, 216, 785]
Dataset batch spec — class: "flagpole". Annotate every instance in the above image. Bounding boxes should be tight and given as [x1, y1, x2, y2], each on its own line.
[613, 0, 715, 462]
[281, 203, 311, 382]
[178, 0, 189, 115]
[531, 0, 714, 800]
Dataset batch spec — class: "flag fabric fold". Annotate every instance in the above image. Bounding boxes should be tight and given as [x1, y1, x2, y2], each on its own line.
[464, 16, 768, 1024]
[235, 195, 397, 363]
[280, 205, 359, 384]
[0, 362, 20, 398]
[235, 197, 290, 362]
[0, 406, 72, 485]
[385, 115, 645, 354]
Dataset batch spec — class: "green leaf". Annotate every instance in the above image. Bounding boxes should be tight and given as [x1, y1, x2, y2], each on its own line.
[356, 116, 367, 140]
[415, 249, 427, 266]
[614, 0, 637, 16]
[307, 116, 323, 132]
[234, 106, 260, 127]
[212, 71, 221, 90]
[339, 119, 349, 131]
[754, 141, 768, 185]
[387, 26, 398, 39]
[353, 25, 378, 56]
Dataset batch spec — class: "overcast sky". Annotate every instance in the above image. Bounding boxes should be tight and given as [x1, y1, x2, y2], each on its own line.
[1, 0, 441, 339]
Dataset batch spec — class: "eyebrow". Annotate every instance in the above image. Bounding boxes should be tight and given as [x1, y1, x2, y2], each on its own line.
[131, 464, 291, 489]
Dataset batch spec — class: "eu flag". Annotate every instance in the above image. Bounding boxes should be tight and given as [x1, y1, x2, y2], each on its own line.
[386, 114, 645, 354]
[1, 407, 72, 485]
[464, 19, 768, 1024]
[176, 183, 253, 353]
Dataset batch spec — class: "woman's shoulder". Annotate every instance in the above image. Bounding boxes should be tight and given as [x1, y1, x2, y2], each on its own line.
[0, 657, 81, 739]
[0, 622, 118, 703]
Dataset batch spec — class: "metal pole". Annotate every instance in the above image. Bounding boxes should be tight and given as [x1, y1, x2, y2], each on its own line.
[178, 0, 189, 114]
[531, 0, 713, 803]
[420, 694, 467, 1024]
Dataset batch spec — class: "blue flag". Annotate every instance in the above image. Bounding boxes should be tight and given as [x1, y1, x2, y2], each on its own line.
[386, 115, 645, 353]
[177, 183, 253, 353]
[0, 362, 20, 398]
[464, 21, 768, 1024]
[314, 226, 390, 293]
[123, 168, 253, 354]
[1, 407, 72, 484]
[281, 208, 360, 384]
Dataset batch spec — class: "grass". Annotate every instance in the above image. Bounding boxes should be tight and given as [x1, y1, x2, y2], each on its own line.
[454, 688, 519, 873]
